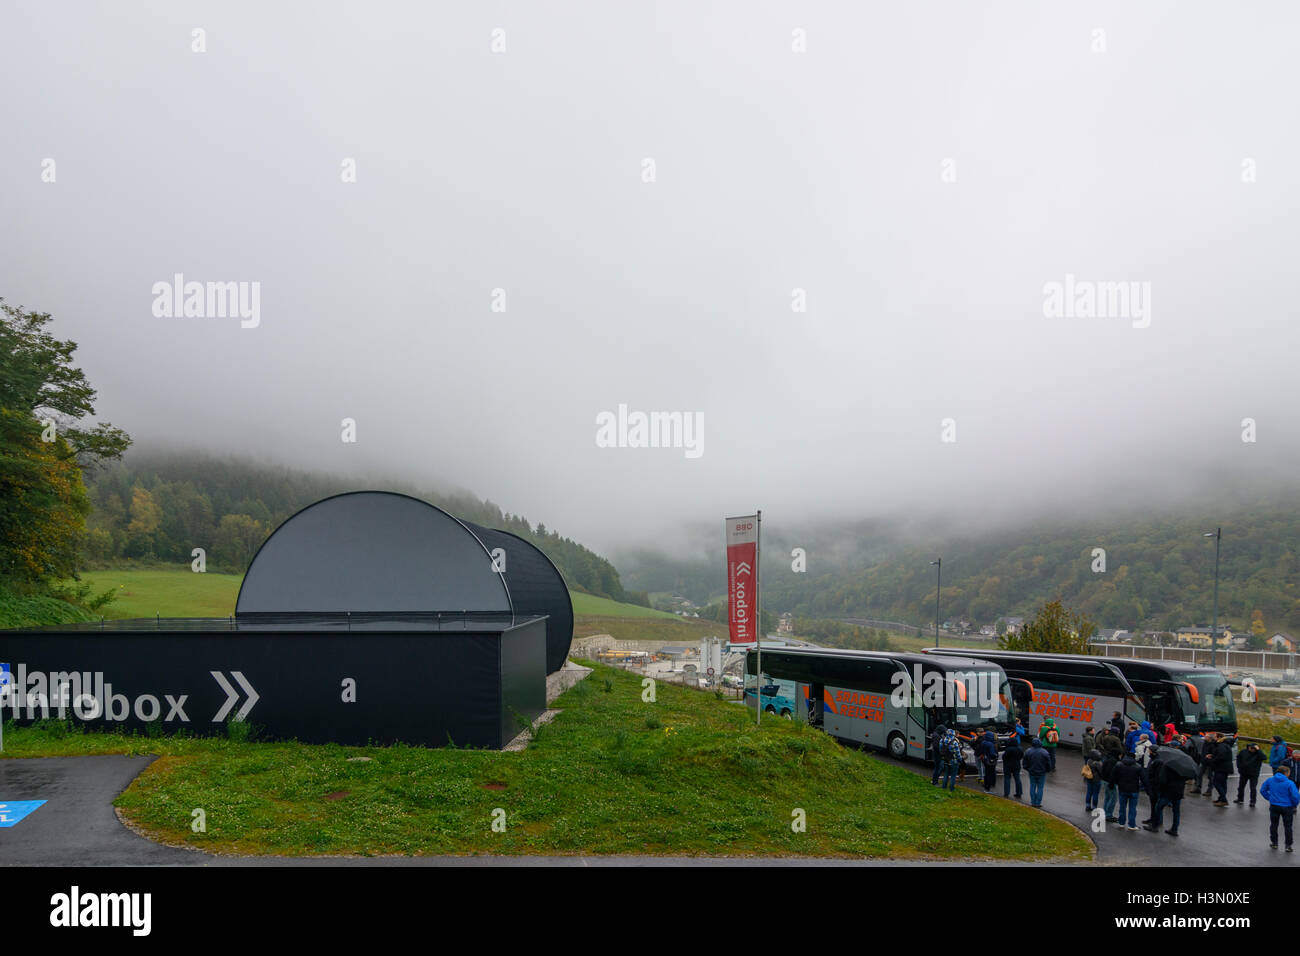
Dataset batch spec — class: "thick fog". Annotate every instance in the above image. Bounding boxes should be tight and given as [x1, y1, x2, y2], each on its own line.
[3, 1, 1297, 555]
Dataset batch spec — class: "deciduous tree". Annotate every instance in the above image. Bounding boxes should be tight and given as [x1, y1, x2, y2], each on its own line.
[999, 598, 1096, 654]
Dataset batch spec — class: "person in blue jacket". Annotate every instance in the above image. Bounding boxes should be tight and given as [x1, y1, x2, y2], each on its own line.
[1269, 736, 1288, 771]
[1124, 720, 1142, 755]
[1260, 765, 1300, 852]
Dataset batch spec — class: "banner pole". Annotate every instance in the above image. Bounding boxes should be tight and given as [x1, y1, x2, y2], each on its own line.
[755, 509, 762, 729]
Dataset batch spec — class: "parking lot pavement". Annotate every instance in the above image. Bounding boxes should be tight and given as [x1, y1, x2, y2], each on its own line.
[0, 755, 206, 865]
[914, 747, 1294, 866]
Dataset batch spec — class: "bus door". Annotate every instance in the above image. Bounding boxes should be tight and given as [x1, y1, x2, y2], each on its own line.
[1124, 694, 1147, 727]
[1008, 678, 1033, 726]
[800, 682, 825, 727]
[907, 695, 932, 759]
[1144, 690, 1174, 734]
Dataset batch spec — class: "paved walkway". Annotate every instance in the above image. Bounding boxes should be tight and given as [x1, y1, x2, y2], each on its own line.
[0, 755, 205, 865]
[913, 747, 1294, 866]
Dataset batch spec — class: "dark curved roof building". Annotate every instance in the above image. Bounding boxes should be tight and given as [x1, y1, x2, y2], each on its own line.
[2, 491, 570, 749]
[236, 491, 573, 673]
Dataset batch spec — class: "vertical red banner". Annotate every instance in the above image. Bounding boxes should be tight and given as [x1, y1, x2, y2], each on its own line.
[725, 515, 759, 644]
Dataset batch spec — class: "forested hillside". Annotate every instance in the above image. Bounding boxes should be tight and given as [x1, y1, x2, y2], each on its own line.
[621, 499, 1300, 634]
[82, 450, 649, 606]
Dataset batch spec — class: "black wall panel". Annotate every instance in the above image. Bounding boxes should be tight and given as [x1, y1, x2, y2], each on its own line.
[0, 622, 546, 749]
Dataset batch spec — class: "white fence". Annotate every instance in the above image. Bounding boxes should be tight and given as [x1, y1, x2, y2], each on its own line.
[1094, 642, 1298, 675]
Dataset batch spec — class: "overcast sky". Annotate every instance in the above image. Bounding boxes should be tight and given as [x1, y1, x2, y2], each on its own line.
[3, 1, 1298, 556]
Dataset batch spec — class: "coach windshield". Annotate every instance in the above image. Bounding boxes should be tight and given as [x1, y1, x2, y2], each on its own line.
[1171, 671, 1236, 732]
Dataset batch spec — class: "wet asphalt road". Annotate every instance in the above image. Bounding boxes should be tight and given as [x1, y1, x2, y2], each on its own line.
[1, 751, 1293, 866]
[0, 756, 203, 865]
[921, 747, 1296, 867]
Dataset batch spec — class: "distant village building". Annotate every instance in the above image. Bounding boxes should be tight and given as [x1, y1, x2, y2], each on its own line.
[1270, 633, 1297, 653]
[1270, 698, 1300, 722]
[1002, 616, 1025, 636]
[1177, 627, 1234, 648]
[777, 613, 794, 635]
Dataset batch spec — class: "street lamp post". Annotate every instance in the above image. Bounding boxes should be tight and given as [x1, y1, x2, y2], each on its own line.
[930, 558, 942, 649]
[1203, 527, 1221, 669]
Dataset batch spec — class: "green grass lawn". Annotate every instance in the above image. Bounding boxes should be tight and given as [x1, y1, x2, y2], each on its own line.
[0, 661, 1090, 860]
[568, 592, 679, 619]
[62, 568, 670, 624]
[73, 568, 243, 619]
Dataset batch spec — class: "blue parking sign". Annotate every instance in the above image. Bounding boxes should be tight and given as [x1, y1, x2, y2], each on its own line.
[0, 801, 46, 827]
[0, 663, 10, 752]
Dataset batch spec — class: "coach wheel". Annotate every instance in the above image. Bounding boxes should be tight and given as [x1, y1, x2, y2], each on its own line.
[765, 705, 776, 715]
[781, 709, 792, 720]
[888, 732, 908, 760]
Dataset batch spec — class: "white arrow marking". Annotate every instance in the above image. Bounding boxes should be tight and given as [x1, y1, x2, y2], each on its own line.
[232, 671, 259, 720]
[211, 671, 237, 721]
[736, 562, 751, 575]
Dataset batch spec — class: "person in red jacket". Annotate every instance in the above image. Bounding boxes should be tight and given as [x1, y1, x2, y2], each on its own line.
[1161, 722, 1177, 745]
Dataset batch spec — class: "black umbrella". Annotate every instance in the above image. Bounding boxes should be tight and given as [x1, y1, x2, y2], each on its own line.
[1161, 746, 1198, 779]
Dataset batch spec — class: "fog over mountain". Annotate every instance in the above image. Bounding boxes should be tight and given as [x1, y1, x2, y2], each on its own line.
[4, 1, 1298, 558]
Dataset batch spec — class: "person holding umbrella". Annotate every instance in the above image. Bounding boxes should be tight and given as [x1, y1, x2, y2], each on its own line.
[1145, 739, 1195, 837]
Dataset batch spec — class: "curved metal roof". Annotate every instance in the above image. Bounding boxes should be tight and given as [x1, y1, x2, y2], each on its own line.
[235, 491, 510, 616]
[234, 491, 574, 673]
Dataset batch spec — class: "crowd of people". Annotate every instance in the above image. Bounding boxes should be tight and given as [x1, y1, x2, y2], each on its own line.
[928, 712, 1300, 851]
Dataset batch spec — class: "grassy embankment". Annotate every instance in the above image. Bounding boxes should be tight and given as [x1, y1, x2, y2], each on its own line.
[0, 588, 95, 629]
